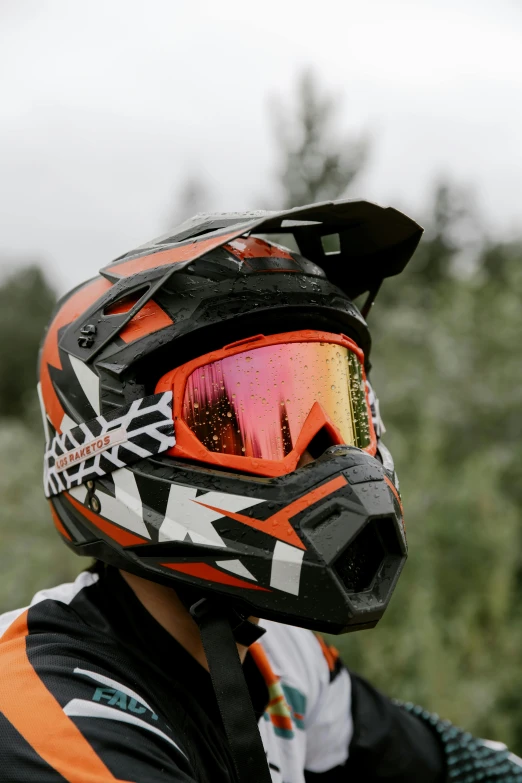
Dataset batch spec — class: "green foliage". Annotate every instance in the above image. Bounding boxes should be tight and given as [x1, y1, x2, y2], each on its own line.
[0, 266, 82, 611]
[0, 419, 81, 610]
[0, 266, 56, 419]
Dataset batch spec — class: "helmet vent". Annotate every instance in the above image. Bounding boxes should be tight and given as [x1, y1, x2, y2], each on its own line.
[333, 516, 398, 593]
[321, 233, 341, 254]
[104, 287, 149, 316]
[305, 426, 340, 460]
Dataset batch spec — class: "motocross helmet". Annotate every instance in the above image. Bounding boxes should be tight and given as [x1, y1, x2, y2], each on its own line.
[40, 200, 421, 636]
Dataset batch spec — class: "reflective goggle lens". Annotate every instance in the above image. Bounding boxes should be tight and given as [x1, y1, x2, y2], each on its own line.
[182, 341, 371, 461]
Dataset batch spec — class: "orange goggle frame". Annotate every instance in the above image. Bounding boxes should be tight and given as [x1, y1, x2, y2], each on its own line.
[155, 330, 377, 478]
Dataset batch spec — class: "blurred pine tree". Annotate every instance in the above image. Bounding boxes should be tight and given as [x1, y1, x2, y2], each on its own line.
[271, 68, 367, 208]
[0, 265, 56, 418]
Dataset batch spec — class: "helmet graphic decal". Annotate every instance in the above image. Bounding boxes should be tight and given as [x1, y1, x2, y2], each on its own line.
[226, 237, 294, 261]
[163, 562, 272, 592]
[270, 541, 305, 595]
[40, 277, 112, 431]
[44, 392, 175, 496]
[68, 467, 151, 539]
[48, 502, 72, 541]
[118, 300, 173, 343]
[191, 475, 345, 550]
[105, 230, 243, 279]
[158, 487, 264, 548]
[224, 237, 303, 273]
[69, 355, 101, 415]
[65, 490, 149, 547]
[215, 559, 257, 581]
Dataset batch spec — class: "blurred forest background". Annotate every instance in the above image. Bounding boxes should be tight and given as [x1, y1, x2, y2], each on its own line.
[1, 70, 521, 748]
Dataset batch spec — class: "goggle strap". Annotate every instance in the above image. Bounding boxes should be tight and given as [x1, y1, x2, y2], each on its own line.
[44, 391, 175, 498]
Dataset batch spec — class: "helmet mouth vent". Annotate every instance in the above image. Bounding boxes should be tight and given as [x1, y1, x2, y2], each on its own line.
[333, 516, 399, 593]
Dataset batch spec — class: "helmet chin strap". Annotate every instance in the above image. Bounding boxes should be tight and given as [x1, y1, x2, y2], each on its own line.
[187, 596, 272, 783]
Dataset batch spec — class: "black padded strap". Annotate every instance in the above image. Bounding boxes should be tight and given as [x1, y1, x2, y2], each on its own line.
[190, 599, 272, 783]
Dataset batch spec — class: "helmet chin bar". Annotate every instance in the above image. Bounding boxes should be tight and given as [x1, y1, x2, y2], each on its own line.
[54, 443, 405, 636]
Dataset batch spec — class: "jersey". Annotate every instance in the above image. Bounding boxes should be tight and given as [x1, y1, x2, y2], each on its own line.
[0, 565, 445, 782]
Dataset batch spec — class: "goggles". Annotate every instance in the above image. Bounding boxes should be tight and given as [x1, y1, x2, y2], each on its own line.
[155, 330, 376, 478]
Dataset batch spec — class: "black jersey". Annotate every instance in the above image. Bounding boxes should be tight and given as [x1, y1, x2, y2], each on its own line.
[0, 566, 444, 782]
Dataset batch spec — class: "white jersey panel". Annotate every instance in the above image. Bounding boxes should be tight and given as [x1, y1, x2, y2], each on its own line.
[258, 619, 352, 781]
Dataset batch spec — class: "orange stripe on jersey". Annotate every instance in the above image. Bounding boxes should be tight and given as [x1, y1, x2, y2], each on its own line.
[0, 610, 131, 782]
[40, 277, 112, 431]
[108, 232, 241, 278]
[249, 644, 295, 734]
[250, 642, 279, 687]
[316, 635, 339, 672]
[269, 712, 294, 732]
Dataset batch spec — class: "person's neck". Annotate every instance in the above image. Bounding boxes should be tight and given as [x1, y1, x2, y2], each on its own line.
[120, 570, 252, 670]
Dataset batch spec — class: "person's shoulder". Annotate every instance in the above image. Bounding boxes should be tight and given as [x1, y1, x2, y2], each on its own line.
[0, 569, 128, 731]
[0, 573, 192, 782]
[0, 570, 118, 672]
[0, 569, 101, 640]
[0, 570, 123, 718]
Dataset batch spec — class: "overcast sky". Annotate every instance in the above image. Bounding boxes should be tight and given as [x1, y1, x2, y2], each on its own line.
[1, 0, 521, 292]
